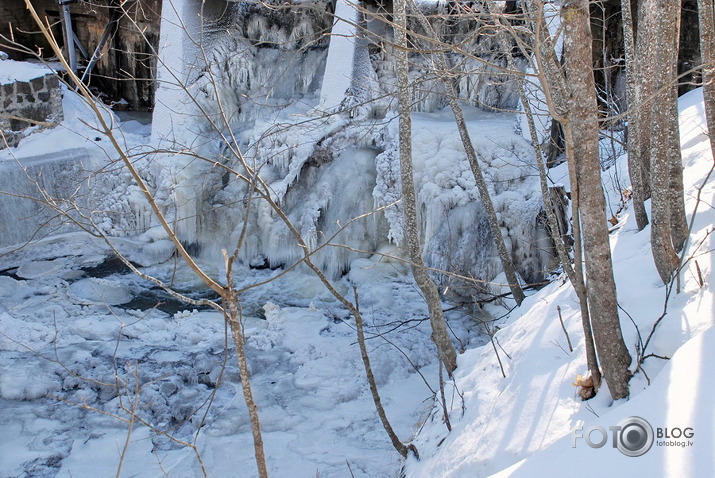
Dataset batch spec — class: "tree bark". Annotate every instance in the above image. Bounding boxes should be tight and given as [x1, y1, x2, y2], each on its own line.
[512, 61, 602, 393]
[664, 2, 689, 252]
[562, 0, 632, 400]
[520, 0, 605, 393]
[633, 0, 658, 199]
[444, 82, 526, 306]
[354, 298, 417, 458]
[227, 298, 268, 478]
[698, 0, 715, 160]
[648, 0, 686, 283]
[621, 0, 650, 230]
[394, 0, 458, 375]
[491, 7, 602, 391]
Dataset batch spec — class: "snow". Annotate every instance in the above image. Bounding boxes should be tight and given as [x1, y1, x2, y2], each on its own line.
[405, 87, 715, 478]
[0, 234, 475, 477]
[0, 58, 53, 84]
[490, 326, 715, 478]
[0, 78, 144, 162]
[0, 81, 155, 248]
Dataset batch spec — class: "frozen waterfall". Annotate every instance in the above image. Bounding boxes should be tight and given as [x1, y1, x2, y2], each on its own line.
[133, 0, 560, 295]
[0, 1, 562, 299]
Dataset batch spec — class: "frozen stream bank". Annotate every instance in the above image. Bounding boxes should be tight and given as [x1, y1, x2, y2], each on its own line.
[0, 234, 481, 477]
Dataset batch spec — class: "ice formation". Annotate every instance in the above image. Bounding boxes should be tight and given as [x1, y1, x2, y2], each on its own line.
[130, 0, 557, 295]
[0, 0, 560, 297]
[318, 0, 360, 111]
[0, 149, 93, 248]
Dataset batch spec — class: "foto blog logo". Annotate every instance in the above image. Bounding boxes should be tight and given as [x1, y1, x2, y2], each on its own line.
[572, 416, 694, 457]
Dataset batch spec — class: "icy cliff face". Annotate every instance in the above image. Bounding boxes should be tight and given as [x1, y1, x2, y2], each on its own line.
[143, 0, 556, 294]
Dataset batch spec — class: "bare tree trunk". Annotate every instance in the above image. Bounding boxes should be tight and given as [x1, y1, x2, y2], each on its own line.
[621, 0, 650, 230]
[633, 0, 658, 199]
[524, 0, 570, 119]
[445, 84, 526, 305]
[354, 291, 417, 458]
[511, 58, 602, 393]
[443, 79, 526, 306]
[664, 3, 689, 253]
[226, 296, 269, 478]
[519, 0, 604, 393]
[491, 4, 602, 390]
[394, 0, 458, 375]
[410, 3, 525, 306]
[649, 0, 686, 283]
[698, 0, 715, 160]
[562, 0, 631, 400]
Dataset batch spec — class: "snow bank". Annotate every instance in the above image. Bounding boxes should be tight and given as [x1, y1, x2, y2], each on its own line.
[0, 58, 52, 85]
[405, 87, 715, 478]
[491, 327, 715, 478]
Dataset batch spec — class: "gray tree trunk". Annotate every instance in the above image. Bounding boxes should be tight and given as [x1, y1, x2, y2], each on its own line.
[698, 0, 715, 161]
[444, 84, 526, 306]
[226, 297, 268, 478]
[664, 3, 689, 252]
[633, 0, 658, 198]
[490, 6, 602, 391]
[621, 0, 650, 230]
[521, 0, 606, 393]
[648, 0, 686, 283]
[513, 65, 602, 393]
[394, 0, 458, 375]
[562, 0, 632, 400]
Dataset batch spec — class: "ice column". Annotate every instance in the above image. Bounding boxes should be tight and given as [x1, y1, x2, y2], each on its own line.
[318, 0, 359, 111]
[151, 0, 203, 148]
[150, 0, 208, 245]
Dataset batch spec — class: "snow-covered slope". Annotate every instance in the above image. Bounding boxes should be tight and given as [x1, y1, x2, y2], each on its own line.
[405, 88, 715, 478]
[491, 326, 715, 477]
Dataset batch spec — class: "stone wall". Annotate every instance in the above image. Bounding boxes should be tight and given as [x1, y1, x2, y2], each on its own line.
[0, 0, 161, 111]
[0, 74, 63, 149]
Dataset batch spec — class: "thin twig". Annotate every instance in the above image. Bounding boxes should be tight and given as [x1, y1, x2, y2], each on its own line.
[556, 305, 573, 352]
